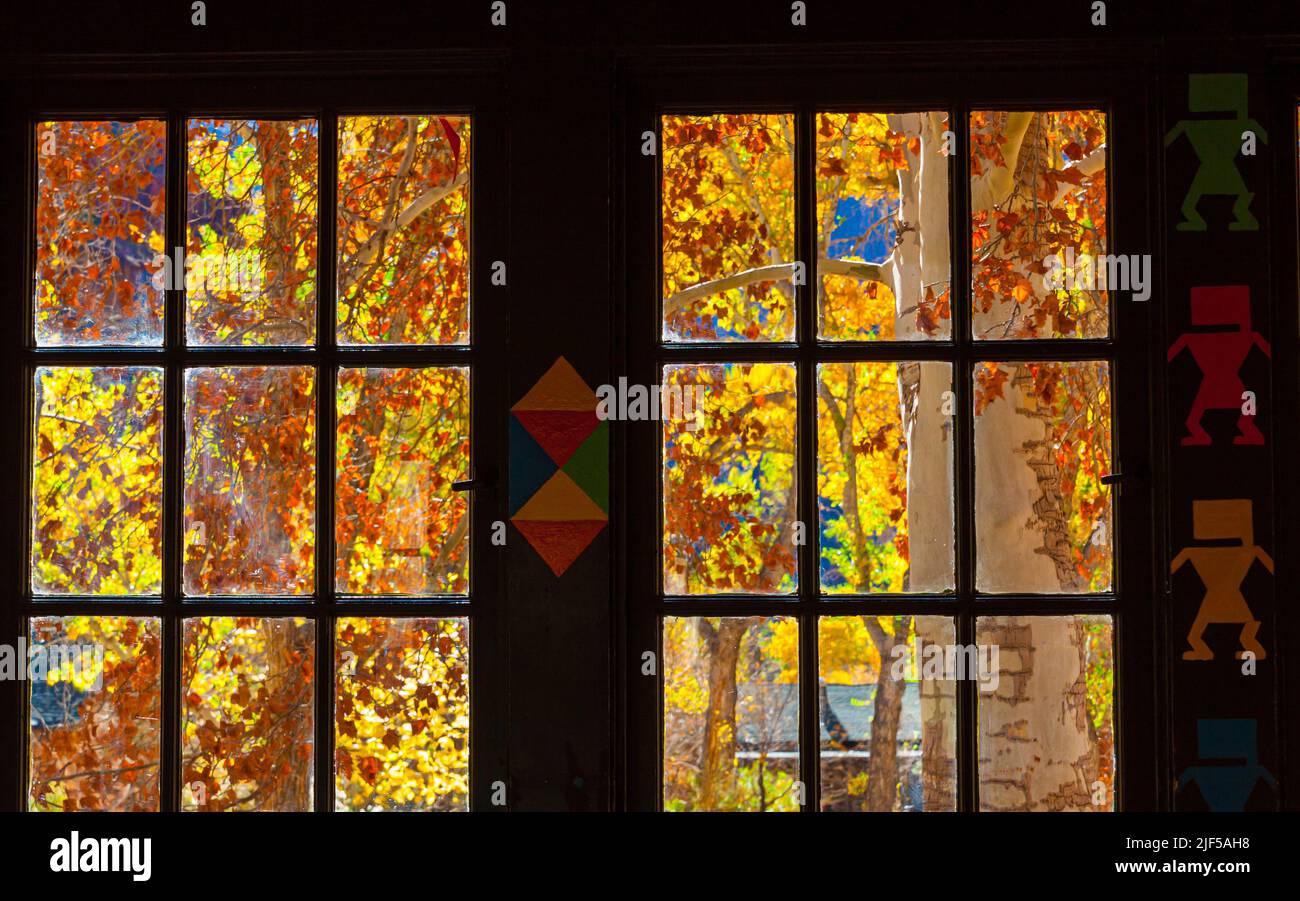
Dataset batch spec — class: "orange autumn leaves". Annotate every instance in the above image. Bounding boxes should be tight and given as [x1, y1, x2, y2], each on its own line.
[338, 116, 470, 345]
[335, 367, 470, 596]
[663, 363, 797, 594]
[35, 121, 166, 346]
[970, 109, 1108, 340]
[186, 119, 319, 346]
[28, 115, 475, 812]
[335, 618, 468, 811]
[32, 367, 164, 595]
[29, 616, 162, 812]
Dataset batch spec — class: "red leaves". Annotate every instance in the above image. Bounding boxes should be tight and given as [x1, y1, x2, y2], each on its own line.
[357, 756, 383, 786]
[974, 363, 1009, 415]
[438, 116, 462, 173]
[818, 157, 847, 177]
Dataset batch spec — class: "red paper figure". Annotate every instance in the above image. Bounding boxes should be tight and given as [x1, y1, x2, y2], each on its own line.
[1167, 286, 1269, 445]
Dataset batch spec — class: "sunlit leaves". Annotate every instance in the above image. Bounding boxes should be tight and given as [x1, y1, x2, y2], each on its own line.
[35, 120, 166, 346]
[974, 360, 1112, 593]
[184, 367, 316, 596]
[663, 616, 799, 811]
[186, 119, 319, 346]
[336, 368, 470, 595]
[337, 115, 470, 345]
[335, 618, 468, 811]
[970, 110, 1108, 340]
[31, 367, 163, 595]
[818, 362, 953, 593]
[817, 616, 957, 811]
[816, 112, 952, 340]
[661, 114, 795, 342]
[663, 362, 797, 594]
[182, 617, 315, 811]
[28, 616, 162, 812]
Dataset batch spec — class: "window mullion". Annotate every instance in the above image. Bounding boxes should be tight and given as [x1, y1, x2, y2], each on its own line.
[160, 110, 187, 814]
[950, 99, 978, 813]
[795, 105, 819, 813]
[314, 108, 339, 815]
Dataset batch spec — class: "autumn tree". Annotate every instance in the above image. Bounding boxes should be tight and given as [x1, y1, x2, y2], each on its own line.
[29, 115, 472, 811]
[660, 109, 1113, 811]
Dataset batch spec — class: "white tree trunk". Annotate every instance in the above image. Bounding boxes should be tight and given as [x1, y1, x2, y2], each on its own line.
[901, 111, 1098, 810]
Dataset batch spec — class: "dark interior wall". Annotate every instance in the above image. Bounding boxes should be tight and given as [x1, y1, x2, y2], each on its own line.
[2, 0, 1298, 812]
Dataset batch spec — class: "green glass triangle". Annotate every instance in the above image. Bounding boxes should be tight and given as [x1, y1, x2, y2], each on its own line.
[562, 419, 608, 514]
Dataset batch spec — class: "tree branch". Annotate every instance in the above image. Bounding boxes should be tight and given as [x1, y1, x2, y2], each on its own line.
[663, 256, 894, 318]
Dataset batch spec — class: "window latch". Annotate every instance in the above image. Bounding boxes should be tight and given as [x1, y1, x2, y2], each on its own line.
[452, 467, 498, 493]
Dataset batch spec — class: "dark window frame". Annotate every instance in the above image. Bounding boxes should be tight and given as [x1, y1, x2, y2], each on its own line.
[617, 47, 1162, 812]
[0, 55, 510, 812]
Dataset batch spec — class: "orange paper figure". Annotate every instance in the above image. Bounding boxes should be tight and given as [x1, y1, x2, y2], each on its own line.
[1170, 499, 1270, 661]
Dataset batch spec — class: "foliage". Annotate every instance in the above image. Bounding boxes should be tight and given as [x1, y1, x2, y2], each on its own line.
[34, 120, 166, 346]
[29, 616, 161, 811]
[662, 363, 797, 594]
[29, 115, 474, 810]
[335, 618, 469, 811]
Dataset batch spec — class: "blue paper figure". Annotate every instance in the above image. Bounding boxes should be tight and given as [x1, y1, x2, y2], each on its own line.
[1177, 718, 1275, 811]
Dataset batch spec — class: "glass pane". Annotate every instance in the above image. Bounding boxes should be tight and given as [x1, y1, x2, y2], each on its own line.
[182, 617, 315, 811]
[970, 110, 1108, 339]
[819, 615, 956, 811]
[183, 366, 316, 596]
[186, 118, 319, 346]
[817, 112, 951, 340]
[35, 120, 166, 346]
[28, 616, 162, 811]
[663, 362, 797, 594]
[977, 614, 1115, 811]
[661, 114, 796, 342]
[337, 115, 470, 345]
[974, 361, 1112, 593]
[335, 618, 469, 811]
[336, 367, 470, 595]
[31, 367, 164, 595]
[663, 616, 799, 811]
[818, 361, 954, 593]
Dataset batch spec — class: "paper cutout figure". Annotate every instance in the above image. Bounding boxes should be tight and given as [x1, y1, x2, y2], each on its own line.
[1167, 286, 1269, 446]
[510, 358, 608, 576]
[1177, 719, 1275, 811]
[1170, 499, 1270, 661]
[1164, 73, 1267, 231]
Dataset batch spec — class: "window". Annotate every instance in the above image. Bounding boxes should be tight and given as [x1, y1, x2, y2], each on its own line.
[24, 111, 484, 812]
[640, 104, 1121, 812]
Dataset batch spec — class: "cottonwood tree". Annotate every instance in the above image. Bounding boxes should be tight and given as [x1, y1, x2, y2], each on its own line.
[660, 111, 1112, 811]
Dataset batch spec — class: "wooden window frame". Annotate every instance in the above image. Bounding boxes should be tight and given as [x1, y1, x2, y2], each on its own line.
[0, 55, 510, 812]
[617, 48, 1160, 811]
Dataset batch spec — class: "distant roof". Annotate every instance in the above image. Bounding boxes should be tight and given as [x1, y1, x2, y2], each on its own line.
[28, 680, 87, 729]
[735, 682, 924, 748]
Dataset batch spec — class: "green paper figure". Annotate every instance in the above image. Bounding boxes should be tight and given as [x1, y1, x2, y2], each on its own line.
[1165, 74, 1267, 232]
